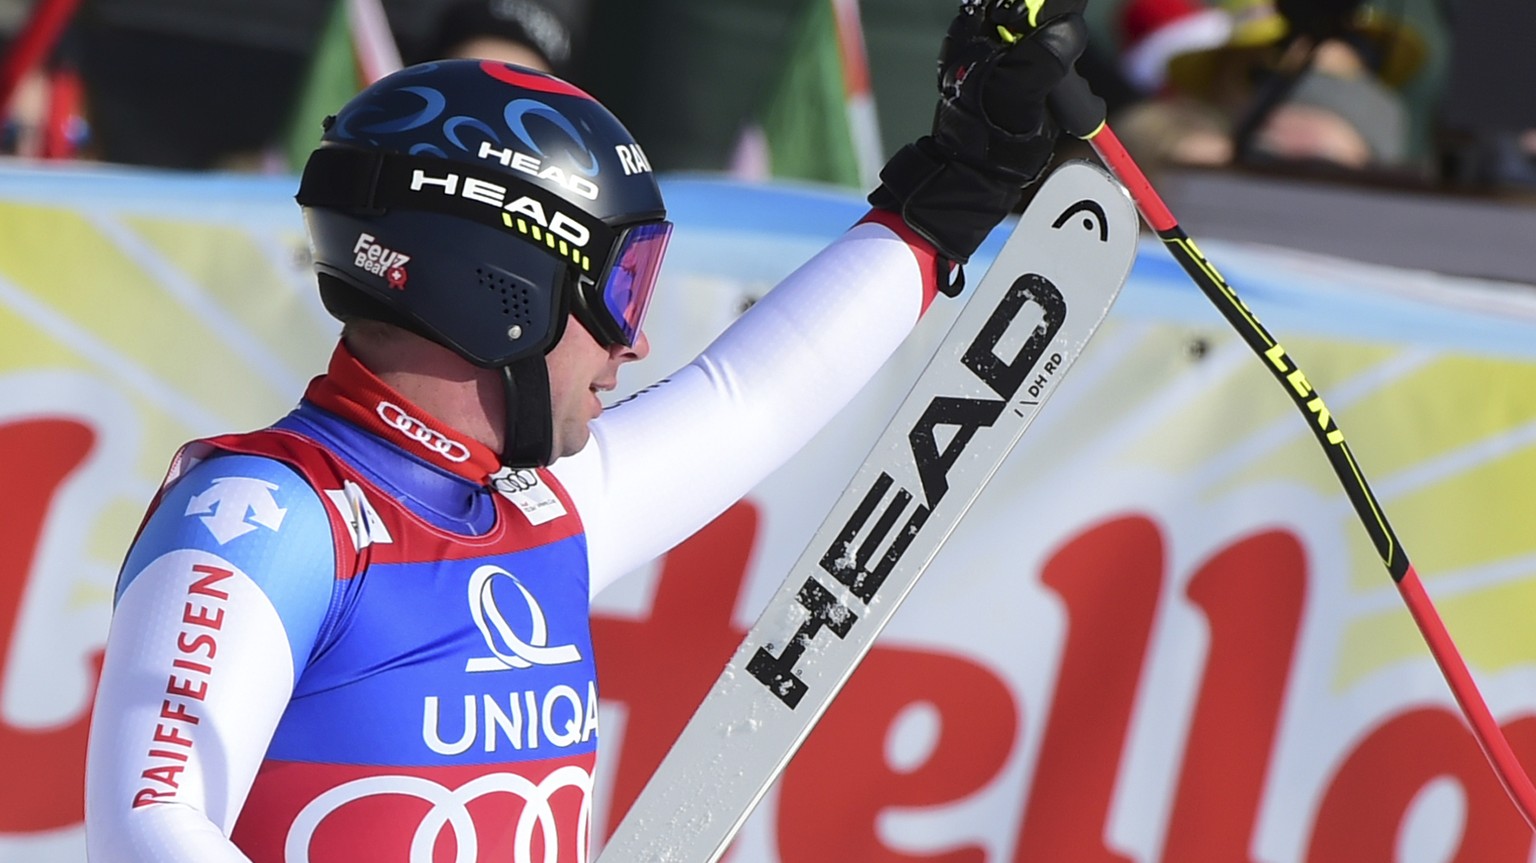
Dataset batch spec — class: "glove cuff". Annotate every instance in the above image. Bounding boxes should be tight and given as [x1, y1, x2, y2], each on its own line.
[868, 137, 1028, 266]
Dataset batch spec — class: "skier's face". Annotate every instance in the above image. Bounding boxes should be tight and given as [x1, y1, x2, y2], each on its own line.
[544, 314, 649, 459]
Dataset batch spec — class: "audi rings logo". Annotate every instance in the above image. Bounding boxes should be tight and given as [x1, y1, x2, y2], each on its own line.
[492, 467, 539, 494]
[285, 767, 593, 863]
[376, 401, 472, 463]
[466, 565, 582, 672]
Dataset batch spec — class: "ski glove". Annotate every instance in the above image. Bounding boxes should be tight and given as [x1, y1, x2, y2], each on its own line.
[870, 0, 1088, 281]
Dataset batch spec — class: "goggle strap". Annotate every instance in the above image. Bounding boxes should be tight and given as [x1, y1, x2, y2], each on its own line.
[297, 147, 387, 213]
[297, 147, 619, 257]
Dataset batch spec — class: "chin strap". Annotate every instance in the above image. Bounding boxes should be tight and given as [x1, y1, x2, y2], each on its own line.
[499, 357, 554, 468]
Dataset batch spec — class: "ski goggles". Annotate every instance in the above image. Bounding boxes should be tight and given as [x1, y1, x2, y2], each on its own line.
[574, 219, 672, 348]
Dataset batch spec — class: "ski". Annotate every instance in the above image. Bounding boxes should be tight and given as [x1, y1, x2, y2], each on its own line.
[596, 160, 1140, 863]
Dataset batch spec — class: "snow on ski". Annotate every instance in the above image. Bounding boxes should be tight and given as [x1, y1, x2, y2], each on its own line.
[596, 160, 1140, 863]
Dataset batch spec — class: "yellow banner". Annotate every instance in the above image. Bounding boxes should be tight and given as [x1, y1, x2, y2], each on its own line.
[4, 166, 1536, 860]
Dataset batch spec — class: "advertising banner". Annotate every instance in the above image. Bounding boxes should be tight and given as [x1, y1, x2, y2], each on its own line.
[3, 163, 1536, 861]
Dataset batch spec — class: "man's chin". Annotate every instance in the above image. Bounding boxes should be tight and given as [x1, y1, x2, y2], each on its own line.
[553, 425, 594, 461]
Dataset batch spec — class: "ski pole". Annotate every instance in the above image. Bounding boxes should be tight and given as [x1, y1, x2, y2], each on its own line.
[0, 0, 81, 116]
[1045, 70, 1536, 832]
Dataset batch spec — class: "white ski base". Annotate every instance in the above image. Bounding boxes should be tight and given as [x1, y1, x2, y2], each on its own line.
[597, 161, 1140, 863]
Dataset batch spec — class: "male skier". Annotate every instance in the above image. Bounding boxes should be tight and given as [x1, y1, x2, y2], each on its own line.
[84, 2, 1089, 859]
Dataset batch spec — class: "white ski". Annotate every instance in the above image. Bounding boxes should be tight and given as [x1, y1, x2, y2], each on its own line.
[596, 160, 1139, 863]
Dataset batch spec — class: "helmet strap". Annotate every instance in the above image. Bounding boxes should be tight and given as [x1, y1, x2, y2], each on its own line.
[499, 357, 554, 468]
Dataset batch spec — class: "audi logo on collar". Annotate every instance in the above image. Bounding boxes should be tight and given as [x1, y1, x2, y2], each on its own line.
[491, 468, 539, 494]
[376, 401, 472, 463]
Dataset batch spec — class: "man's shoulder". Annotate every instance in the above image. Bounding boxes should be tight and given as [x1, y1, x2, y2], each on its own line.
[114, 441, 344, 672]
[120, 440, 339, 598]
[194, 428, 353, 485]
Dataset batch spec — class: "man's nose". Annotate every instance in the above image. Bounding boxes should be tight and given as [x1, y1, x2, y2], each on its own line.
[615, 331, 649, 363]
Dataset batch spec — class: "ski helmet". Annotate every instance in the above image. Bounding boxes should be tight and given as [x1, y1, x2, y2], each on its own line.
[296, 59, 671, 466]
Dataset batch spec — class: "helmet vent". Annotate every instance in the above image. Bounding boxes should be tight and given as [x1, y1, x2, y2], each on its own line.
[477, 267, 535, 328]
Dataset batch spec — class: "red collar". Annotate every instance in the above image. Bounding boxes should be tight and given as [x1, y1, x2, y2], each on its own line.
[304, 343, 504, 483]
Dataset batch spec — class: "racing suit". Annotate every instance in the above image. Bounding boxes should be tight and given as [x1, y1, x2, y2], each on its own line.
[84, 211, 939, 862]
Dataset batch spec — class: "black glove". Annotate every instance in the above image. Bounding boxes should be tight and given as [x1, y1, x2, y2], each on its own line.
[870, 1, 1088, 281]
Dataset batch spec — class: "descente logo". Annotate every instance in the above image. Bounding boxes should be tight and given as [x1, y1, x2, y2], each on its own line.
[410, 168, 591, 248]
[376, 401, 472, 463]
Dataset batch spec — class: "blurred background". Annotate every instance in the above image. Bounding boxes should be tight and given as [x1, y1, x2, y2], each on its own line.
[5, 2, 1536, 861]
[0, 0, 1529, 184]
[4, 0, 1533, 279]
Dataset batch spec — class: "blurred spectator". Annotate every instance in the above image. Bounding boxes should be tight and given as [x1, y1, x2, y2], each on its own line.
[414, 0, 587, 75]
[26, 0, 597, 172]
[1110, 0, 1425, 177]
[1119, 0, 1238, 96]
[2, 66, 41, 154]
[1243, 37, 1407, 168]
[0, 0, 90, 160]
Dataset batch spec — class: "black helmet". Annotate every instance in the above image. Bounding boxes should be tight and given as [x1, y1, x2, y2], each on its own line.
[296, 60, 671, 467]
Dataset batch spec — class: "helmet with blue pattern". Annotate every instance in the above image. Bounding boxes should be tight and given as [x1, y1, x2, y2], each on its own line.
[296, 60, 670, 467]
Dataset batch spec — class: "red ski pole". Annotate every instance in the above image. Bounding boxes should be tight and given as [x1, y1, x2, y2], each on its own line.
[1047, 71, 1536, 832]
[0, 0, 81, 114]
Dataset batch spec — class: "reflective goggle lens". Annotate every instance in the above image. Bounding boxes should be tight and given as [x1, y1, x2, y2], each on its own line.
[601, 221, 672, 345]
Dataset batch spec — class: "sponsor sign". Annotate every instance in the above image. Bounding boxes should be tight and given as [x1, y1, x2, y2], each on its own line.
[4, 167, 1536, 861]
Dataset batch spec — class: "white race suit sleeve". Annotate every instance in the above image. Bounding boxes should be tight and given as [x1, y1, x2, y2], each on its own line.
[552, 215, 938, 597]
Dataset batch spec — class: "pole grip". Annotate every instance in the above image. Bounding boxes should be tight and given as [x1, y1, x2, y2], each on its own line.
[1047, 69, 1106, 140]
